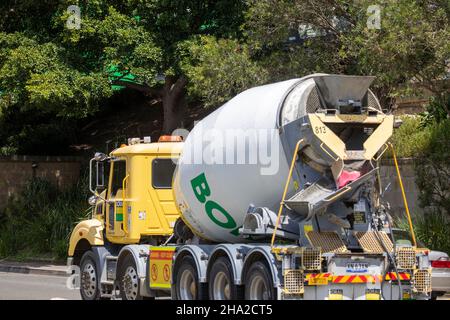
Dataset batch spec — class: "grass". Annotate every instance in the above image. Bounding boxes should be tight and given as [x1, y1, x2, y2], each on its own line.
[0, 176, 91, 260]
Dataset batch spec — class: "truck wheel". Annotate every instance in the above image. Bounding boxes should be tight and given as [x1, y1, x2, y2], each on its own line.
[175, 255, 207, 300]
[208, 257, 243, 300]
[80, 251, 101, 300]
[244, 260, 276, 300]
[118, 254, 143, 300]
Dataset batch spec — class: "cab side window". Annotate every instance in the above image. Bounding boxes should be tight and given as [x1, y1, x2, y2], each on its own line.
[152, 158, 176, 189]
[111, 160, 126, 197]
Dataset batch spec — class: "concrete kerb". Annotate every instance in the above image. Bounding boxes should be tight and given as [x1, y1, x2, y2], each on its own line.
[0, 261, 68, 277]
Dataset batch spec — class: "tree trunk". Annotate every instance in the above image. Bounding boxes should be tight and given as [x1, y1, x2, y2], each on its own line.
[161, 76, 188, 134]
[113, 76, 188, 135]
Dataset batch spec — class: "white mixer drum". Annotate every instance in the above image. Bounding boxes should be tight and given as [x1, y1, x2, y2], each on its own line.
[172, 75, 328, 242]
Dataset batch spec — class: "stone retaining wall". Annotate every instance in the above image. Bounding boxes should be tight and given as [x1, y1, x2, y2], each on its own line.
[0, 155, 82, 209]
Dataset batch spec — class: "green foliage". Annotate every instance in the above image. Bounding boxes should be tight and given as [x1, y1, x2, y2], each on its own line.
[179, 36, 268, 107]
[389, 117, 432, 158]
[0, 32, 113, 118]
[343, 1, 449, 94]
[396, 212, 450, 254]
[126, 0, 246, 53]
[243, 0, 450, 104]
[414, 119, 450, 217]
[0, 1, 248, 152]
[419, 94, 450, 127]
[0, 177, 90, 259]
[390, 118, 450, 248]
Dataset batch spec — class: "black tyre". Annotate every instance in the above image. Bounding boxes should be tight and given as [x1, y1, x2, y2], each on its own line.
[208, 257, 243, 300]
[431, 291, 445, 300]
[244, 260, 276, 300]
[118, 254, 143, 300]
[174, 255, 207, 300]
[79, 251, 102, 300]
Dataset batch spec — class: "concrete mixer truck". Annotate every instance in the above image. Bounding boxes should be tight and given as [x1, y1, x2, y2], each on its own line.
[67, 74, 432, 301]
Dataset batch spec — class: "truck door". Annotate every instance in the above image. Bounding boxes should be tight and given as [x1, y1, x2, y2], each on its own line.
[107, 159, 127, 237]
[150, 158, 179, 230]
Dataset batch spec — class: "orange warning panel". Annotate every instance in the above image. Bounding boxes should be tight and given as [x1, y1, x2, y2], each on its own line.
[329, 272, 411, 284]
[149, 246, 176, 289]
[303, 272, 411, 285]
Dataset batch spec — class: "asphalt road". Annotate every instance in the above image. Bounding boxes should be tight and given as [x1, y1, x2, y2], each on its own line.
[0, 271, 448, 300]
[0, 272, 80, 300]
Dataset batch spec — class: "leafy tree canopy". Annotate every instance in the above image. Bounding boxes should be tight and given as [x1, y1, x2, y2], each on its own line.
[0, 0, 246, 154]
[179, 35, 268, 108]
[241, 0, 449, 104]
[0, 0, 448, 154]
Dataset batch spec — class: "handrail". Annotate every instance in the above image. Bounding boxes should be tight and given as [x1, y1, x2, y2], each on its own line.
[373, 143, 389, 162]
[323, 185, 351, 202]
[388, 142, 417, 247]
[271, 139, 304, 250]
[122, 174, 130, 235]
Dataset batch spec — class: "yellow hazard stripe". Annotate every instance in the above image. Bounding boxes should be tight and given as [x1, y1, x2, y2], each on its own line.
[304, 273, 332, 280]
[304, 272, 411, 284]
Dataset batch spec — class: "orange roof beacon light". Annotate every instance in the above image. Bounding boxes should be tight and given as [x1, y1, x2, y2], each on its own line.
[158, 135, 183, 142]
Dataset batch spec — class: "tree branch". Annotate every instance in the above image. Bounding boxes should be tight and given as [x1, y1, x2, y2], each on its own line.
[112, 80, 162, 98]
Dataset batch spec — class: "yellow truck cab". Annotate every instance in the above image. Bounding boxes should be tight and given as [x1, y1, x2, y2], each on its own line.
[68, 136, 183, 300]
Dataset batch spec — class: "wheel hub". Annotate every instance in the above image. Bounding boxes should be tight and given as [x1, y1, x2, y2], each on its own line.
[249, 275, 270, 300]
[122, 266, 139, 300]
[81, 263, 97, 298]
[213, 271, 231, 300]
[180, 269, 196, 300]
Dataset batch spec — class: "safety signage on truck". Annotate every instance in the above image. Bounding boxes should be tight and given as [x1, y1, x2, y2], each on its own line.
[149, 246, 176, 289]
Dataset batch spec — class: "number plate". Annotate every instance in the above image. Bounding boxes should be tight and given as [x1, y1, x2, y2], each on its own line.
[329, 289, 343, 300]
[366, 289, 380, 300]
[402, 290, 412, 300]
[346, 262, 368, 273]
[308, 277, 329, 286]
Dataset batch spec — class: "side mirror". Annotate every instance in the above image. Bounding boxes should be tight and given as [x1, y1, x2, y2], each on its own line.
[89, 153, 109, 196]
[94, 152, 108, 162]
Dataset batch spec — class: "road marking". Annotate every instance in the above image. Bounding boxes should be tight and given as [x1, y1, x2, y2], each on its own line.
[50, 297, 68, 300]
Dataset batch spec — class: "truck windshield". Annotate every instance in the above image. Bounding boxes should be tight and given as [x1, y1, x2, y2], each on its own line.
[152, 158, 177, 189]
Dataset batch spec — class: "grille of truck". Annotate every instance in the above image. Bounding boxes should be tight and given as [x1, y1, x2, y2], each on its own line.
[412, 269, 432, 293]
[396, 246, 416, 269]
[283, 270, 304, 295]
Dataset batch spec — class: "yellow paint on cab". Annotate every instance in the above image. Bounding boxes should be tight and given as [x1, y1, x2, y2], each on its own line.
[68, 219, 104, 256]
[68, 141, 183, 255]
